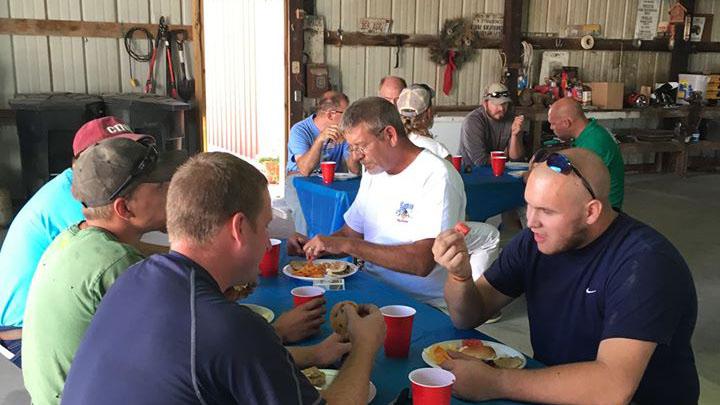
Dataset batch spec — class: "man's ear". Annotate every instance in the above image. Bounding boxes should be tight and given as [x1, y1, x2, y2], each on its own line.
[585, 199, 603, 226]
[229, 212, 247, 245]
[113, 198, 132, 221]
[386, 126, 400, 147]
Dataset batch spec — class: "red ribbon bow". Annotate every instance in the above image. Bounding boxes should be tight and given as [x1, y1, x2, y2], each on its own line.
[443, 50, 457, 96]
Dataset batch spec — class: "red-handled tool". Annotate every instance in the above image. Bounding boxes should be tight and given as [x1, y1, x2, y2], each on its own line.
[144, 17, 167, 94]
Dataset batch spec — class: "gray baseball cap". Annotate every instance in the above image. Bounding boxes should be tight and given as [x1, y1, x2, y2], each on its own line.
[484, 83, 512, 105]
[72, 137, 187, 207]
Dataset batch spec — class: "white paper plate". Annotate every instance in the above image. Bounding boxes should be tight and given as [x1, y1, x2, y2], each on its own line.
[282, 260, 358, 281]
[334, 172, 359, 181]
[318, 369, 376, 403]
[422, 339, 526, 369]
[507, 170, 527, 178]
[238, 303, 275, 323]
[506, 161, 529, 170]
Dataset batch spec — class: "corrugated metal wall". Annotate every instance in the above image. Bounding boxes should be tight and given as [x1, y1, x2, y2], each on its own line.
[0, 0, 193, 198]
[315, 0, 720, 105]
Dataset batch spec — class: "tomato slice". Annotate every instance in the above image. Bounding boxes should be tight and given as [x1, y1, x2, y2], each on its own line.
[454, 222, 470, 236]
[461, 339, 484, 347]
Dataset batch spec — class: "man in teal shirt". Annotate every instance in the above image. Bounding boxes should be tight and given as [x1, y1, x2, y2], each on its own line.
[0, 116, 150, 367]
[548, 98, 625, 208]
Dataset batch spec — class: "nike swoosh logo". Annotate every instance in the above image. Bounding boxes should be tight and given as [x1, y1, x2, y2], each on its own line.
[586, 288, 597, 294]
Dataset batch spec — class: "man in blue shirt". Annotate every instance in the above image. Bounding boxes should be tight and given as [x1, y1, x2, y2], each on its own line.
[0, 116, 149, 367]
[62, 152, 386, 405]
[433, 148, 698, 405]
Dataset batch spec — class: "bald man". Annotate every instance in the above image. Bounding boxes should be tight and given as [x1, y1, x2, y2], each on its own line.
[433, 148, 698, 405]
[378, 76, 407, 105]
[548, 97, 625, 208]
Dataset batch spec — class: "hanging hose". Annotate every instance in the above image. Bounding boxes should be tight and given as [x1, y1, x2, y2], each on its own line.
[124, 27, 154, 62]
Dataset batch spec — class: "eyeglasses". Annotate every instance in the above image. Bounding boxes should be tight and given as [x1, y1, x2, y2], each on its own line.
[347, 127, 387, 155]
[486, 91, 510, 98]
[105, 144, 159, 203]
[532, 149, 597, 200]
[329, 110, 344, 115]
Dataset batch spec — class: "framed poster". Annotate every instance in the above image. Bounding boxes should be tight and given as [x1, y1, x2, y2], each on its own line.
[634, 0, 661, 40]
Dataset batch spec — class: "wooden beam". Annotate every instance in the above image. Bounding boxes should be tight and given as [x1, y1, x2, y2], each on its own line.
[0, 17, 192, 40]
[503, 0, 523, 102]
[324, 31, 679, 52]
[287, 0, 305, 130]
[191, 0, 206, 151]
[669, 0, 696, 80]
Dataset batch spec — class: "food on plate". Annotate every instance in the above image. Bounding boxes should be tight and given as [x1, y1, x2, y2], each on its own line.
[330, 301, 358, 337]
[291, 261, 351, 278]
[459, 341, 496, 360]
[301, 366, 326, 388]
[455, 221, 470, 236]
[491, 356, 525, 369]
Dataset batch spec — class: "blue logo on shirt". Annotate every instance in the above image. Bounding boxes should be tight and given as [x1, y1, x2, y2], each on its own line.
[395, 202, 414, 223]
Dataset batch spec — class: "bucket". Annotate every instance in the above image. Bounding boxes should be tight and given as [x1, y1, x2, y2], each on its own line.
[677, 74, 709, 104]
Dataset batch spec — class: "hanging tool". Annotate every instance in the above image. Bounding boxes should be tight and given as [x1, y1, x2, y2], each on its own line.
[124, 27, 153, 88]
[394, 36, 402, 69]
[175, 30, 195, 101]
[163, 26, 179, 99]
[145, 17, 167, 94]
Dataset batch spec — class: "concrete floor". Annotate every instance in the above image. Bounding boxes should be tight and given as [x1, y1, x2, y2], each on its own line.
[1, 172, 719, 404]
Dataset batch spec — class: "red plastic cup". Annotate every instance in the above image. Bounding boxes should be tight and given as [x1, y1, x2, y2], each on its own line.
[259, 238, 281, 277]
[380, 305, 416, 358]
[490, 150, 505, 157]
[320, 161, 336, 184]
[450, 155, 462, 172]
[409, 368, 455, 405]
[291, 286, 324, 307]
[491, 154, 507, 177]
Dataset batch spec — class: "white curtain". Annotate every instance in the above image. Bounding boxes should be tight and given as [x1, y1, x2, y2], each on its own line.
[204, 0, 285, 164]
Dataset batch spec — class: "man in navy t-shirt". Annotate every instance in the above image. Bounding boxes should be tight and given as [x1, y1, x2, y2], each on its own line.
[433, 148, 698, 405]
[62, 152, 386, 405]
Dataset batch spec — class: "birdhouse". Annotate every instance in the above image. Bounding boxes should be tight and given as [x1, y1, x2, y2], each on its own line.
[669, 1, 688, 24]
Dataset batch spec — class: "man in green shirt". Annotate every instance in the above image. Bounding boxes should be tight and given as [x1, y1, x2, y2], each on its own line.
[22, 136, 187, 405]
[548, 98, 625, 208]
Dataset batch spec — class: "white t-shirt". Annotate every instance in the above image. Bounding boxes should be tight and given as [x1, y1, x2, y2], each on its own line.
[344, 150, 466, 305]
[408, 132, 451, 160]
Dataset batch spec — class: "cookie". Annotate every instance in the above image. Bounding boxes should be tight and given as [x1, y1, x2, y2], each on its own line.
[329, 301, 358, 337]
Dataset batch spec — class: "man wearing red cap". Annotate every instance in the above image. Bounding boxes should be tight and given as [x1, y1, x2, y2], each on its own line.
[0, 116, 147, 367]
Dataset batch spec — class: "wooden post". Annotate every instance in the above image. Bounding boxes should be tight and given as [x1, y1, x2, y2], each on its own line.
[502, 0, 523, 103]
[287, 0, 305, 135]
[669, 0, 696, 80]
[191, 0, 206, 151]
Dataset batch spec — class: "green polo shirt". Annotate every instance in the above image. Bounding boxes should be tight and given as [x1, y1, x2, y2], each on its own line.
[573, 119, 625, 208]
[22, 224, 144, 405]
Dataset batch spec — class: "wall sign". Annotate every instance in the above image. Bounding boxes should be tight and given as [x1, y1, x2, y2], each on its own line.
[472, 13, 503, 38]
[634, 0, 661, 40]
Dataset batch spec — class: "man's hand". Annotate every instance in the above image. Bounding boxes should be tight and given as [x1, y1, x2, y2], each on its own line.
[346, 304, 386, 351]
[318, 125, 344, 144]
[312, 333, 352, 367]
[303, 235, 348, 259]
[287, 232, 308, 257]
[441, 350, 501, 401]
[432, 229, 471, 281]
[273, 297, 326, 343]
[511, 115, 525, 137]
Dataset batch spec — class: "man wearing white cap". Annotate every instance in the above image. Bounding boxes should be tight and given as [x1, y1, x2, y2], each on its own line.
[458, 83, 525, 167]
[397, 83, 451, 160]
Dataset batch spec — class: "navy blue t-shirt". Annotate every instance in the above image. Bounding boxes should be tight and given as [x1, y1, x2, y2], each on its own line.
[62, 252, 324, 405]
[485, 213, 698, 405]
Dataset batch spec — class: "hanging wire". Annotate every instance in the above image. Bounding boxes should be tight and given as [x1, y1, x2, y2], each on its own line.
[124, 27, 154, 62]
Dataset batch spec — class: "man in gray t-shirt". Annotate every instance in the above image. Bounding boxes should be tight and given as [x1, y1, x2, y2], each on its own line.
[459, 83, 525, 166]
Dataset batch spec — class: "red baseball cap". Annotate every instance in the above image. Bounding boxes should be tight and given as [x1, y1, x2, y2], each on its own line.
[72, 116, 154, 157]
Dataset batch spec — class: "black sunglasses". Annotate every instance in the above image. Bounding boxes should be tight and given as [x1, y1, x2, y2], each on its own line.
[486, 91, 510, 98]
[104, 144, 159, 203]
[532, 149, 597, 200]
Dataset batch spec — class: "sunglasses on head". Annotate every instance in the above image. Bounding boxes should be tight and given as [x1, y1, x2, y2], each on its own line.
[532, 149, 597, 200]
[105, 144, 159, 203]
[486, 91, 509, 98]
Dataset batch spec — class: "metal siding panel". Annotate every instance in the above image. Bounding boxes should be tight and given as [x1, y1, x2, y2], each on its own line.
[8, 0, 45, 18]
[341, 0, 366, 31]
[413, 48, 438, 90]
[326, 45, 342, 89]
[118, 0, 151, 24]
[0, 125, 23, 199]
[622, 0, 637, 39]
[603, 50, 620, 81]
[46, 0, 80, 19]
[340, 47, 366, 102]
[13, 36, 52, 92]
[456, 0, 485, 105]
[436, 0, 462, 106]
[365, 0, 392, 96]
[546, 0, 569, 36]
[181, 0, 191, 24]
[566, 0, 589, 25]
[527, 0, 549, 33]
[485, 0, 503, 13]
[581, 51, 604, 82]
[478, 49, 502, 102]
[82, 0, 116, 21]
[316, 0, 341, 30]
[654, 52, 671, 83]
[586, 0, 608, 29]
[0, 35, 14, 107]
[389, 0, 416, 81]
[49, 37, 86, 92]
[413, 0, 439, 94]
[85, 38, 121, 93]
[636, 51, 656, 88]
[620, 50, 640, 90]
[151, 0, 182, 24]
[604, 0, 625, 39]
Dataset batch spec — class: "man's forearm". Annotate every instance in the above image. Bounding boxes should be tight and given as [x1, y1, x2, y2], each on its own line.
[321, 344, 375, 404]
[508, 133, 524, 161]
[492, 361, 637, 405]
[295, 139, 325, 176]
[343, 239, 435, 276]
[444, 277, 486, 329]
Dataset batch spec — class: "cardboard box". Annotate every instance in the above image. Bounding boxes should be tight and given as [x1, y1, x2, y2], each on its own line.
[588, 82, 624, 109]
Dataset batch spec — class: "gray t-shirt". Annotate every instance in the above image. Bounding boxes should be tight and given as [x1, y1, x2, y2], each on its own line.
[458, 105, 515, 166]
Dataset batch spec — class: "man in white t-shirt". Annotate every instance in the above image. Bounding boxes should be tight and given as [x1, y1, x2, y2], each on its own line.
[302, 97, 466, 306]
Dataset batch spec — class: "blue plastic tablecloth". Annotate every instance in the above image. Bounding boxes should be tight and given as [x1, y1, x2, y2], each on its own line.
[294, 167, 526, 237]
[243, 242, 540, 404]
